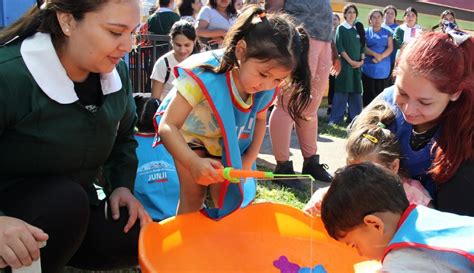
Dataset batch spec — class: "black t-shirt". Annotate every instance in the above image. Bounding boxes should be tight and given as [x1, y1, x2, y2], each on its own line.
[410, 125, 439, 151]
[74, 73, 103, 112]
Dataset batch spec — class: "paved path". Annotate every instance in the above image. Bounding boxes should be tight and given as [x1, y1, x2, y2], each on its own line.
[257, 108, 347, 181]
[257, 129, 347, 176]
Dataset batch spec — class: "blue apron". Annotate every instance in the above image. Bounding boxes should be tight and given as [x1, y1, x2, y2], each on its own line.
[383, 87, 437, 197]
[154, 50, 277, 219]
[134, 133, 180, 221]
[384, 205, 474, 265]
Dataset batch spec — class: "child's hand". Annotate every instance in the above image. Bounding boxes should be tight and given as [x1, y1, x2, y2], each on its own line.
[303, 186, 330, 216]
[190, 157, 225, 186]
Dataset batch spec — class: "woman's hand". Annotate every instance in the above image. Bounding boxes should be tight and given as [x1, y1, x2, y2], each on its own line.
[190, 157, 224, 186]
[109, 187, 152, 233]
[303, 186, 330, 216]
[0, 216, 48, 269]
[351, 60, 364, 69]
[330, 58, 341, 76]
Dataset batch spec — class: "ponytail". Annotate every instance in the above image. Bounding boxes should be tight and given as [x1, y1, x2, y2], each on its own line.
[199, 5, 266, 73]
[0, 6, 42, 45]
[0, 0, 109, 48]
[286, 26, 311, 121]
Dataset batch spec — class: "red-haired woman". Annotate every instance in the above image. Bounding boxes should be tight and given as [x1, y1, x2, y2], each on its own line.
[380, 32, 473, 216]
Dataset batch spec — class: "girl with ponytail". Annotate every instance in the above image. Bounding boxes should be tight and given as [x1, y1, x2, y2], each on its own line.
[157, 5, 312, 215]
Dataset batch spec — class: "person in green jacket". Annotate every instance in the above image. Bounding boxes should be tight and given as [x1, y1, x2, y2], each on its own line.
[329, 4, 364, 125]
[0, 0, 151, 272]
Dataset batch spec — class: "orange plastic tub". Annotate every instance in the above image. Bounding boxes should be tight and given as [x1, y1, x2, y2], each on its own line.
[139, 202, 380, 273]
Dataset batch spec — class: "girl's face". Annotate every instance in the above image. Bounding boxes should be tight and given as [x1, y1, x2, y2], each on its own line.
[59, 0, 140, 80]
[172, 34, 195, 62]
[192, 0, 203, 13]
[237, 58, 291, 94]
[216, 0, 231, 10]
[234, 0, 243, 12]
[394, 61, 458, 132]
[442, 13, 455, 23]
[333, 15, 340, 28]
[404, 11, 417, 27]
[344, 7, 357, 24]
[384, 8, 396, 24]
[370, 12, 383, 28]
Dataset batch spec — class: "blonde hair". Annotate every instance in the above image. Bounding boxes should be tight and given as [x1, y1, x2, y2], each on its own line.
[347, 102, 399, 168]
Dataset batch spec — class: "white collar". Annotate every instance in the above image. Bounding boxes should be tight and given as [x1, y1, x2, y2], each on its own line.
[20, 32, 122, 104]
[158, 7, 174, 13]
[341, 21, 354, 29]
[400, 23, 421, 31]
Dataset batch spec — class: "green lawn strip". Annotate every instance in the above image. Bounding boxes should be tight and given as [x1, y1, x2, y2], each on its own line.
[351, 3, 474, 31]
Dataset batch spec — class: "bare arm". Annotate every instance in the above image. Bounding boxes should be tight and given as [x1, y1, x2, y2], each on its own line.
[241, 111, 267, 170]
[195, 20, 227, 38]
[158, 93, 223, 183]
[151, 79, 165, 100]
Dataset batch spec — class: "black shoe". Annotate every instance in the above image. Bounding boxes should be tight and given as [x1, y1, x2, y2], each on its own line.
[302, 155, 333, 183]
[326, 107, 332, 116]
[273, 161, 306, 190]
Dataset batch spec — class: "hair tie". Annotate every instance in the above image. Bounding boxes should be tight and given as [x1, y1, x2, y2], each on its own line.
[377, 122, 386, 129]
[36, 0, 47, 9]
[362, 134, 378, 144]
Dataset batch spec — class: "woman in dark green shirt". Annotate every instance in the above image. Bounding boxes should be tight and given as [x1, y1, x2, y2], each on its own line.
[329, 4, 364, 125]
[0, 0, 150, 271]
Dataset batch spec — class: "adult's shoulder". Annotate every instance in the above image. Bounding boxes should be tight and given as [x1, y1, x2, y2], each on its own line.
[0, 41, 22, 66]
[437, 160, 474, 217]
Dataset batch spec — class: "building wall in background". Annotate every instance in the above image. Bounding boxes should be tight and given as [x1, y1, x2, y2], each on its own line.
[0, 0, 35, 28]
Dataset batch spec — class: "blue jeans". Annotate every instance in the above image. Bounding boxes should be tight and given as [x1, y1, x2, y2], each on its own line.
[329, 92, 363, 124]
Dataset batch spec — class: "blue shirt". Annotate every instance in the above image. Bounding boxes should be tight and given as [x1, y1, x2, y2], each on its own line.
[382, 23, 398, 65]
[362, 27, 392, 79]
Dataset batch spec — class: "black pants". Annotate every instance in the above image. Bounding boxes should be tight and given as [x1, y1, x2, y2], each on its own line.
[328, 75, 336, 105]
[0, 177, 140, 272]
[361, 73, 390, 106]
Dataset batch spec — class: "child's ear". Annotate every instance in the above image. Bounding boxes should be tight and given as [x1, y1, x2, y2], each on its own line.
[235, 39, 247, 62]
[388, 159, 400, 174]
[363, 214, 385, 235]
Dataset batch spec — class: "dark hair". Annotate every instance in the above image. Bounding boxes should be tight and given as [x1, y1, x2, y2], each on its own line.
[333, 13, 340, 21]
[321, 163, 409, 239]
[395, 32, 474, 182]
[343, 4, 358, 19]
[440, 9, 456, 22]
[383, 5, 397, 17]
[403, 7, 417, 18]
[170, 20, 196, 40]
[208, 0, 237, 18]
[169, 20, 199, 53]
[134, 96, 161, 133]
[0, 0, 115, 46]
[159, 0, 171, 7]
[347, 102, 399, 168]
[367, 9, 383, 26]
[355, 21, 366, 48]
[201, 6, 312, 121]
[178, 0, 194, 17]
